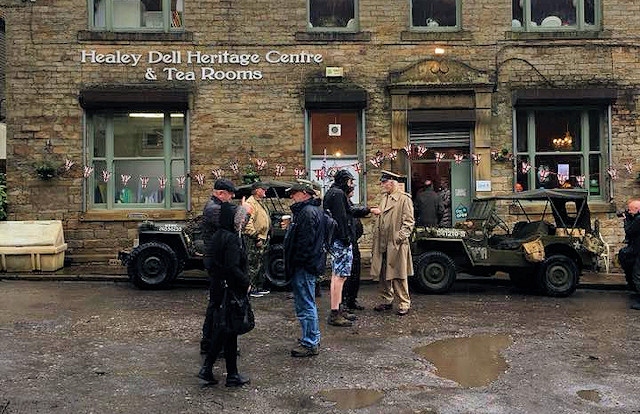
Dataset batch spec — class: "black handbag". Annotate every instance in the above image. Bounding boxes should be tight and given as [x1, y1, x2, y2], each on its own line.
[222, 286, 255, 335]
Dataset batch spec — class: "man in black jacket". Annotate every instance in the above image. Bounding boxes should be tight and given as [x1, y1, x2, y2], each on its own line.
[618, 198, 640, 309]
[323, 170, 380, 326]
[284, 182, 325, 357]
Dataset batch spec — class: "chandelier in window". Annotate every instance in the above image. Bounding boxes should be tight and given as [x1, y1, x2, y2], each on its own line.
[552, 126, 573, 150]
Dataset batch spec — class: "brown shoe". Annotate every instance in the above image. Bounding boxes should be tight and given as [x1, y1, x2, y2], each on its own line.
[373, 303, 392, 312]
[341, 310, 357, 321]
[327, 311, 353, 327]
[397, 308, 409, 316]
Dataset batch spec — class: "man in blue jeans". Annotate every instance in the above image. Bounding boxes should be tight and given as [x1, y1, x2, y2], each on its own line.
[283, 182, 325, 357]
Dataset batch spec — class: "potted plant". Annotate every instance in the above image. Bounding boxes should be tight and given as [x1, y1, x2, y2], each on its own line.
[242, 165, 260, 184]
[34, 159, 60, 180]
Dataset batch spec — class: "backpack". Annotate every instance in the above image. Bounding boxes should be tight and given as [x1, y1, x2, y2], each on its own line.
[322, 209, 338, 253]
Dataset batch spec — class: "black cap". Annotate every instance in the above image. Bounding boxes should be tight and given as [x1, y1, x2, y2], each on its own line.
[286, 182, 315, 196]
[380, 170, 404, 182]
[251, 181, 270, 191]
[213, 178, 237, 193]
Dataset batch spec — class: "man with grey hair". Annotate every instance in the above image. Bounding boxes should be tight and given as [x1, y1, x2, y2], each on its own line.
[370, 171, 415, 316]
[619, 198, 640, 310]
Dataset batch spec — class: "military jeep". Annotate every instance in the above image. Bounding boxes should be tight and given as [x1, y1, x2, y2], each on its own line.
[410, 189, 610, 297]
[119, 180, 294, 289]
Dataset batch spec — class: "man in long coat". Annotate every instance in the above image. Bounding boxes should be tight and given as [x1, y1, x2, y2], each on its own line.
[370, 170, 415, 316]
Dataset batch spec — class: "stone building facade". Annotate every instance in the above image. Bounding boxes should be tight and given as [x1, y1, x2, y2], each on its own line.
[0, 0, 639, 265]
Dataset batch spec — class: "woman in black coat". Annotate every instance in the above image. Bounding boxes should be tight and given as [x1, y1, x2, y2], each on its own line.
[198, 202, 251, 387]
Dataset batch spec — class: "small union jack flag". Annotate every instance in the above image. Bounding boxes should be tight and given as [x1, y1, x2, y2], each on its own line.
[353, 162, 362, 174]
[229, 161, 239, 174]
[211, 169, 223, 179]
[576, 175, 585, 188]
[607, 167, 618, 180]
[121, 174, 131, 186]
[176, 175, 186, 189]
[294, 168, 306, 179]
[194, 173, 205, 186]
[139, 176, 149, 189]
[83, 166, 94, 178]
[435, 152, 445, 163]
[471, 153, 481, 165]
[521, 162, 532, 174]
[624, 161, 633, 175]
[102, 170, 112, 183]
[453, 154, 464, 165]
[274, 164, 285, 177]
[158, 176, 167, 190]
[64, 158, 75, 171]
[255, 159, 267, 171]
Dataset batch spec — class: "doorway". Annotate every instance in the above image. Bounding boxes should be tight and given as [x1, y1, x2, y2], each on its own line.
[411, 158, 471, 227]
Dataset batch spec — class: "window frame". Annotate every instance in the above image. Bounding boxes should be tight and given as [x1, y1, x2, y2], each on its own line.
[307, 0, 359, 32]
[85, 110, 188, 210]
[89, 0, 184, 32]
[512, 0, 601, 32]
[305, 109, 366, 203]
[409, 0, 462, 32]
[513, 106, 608, 200]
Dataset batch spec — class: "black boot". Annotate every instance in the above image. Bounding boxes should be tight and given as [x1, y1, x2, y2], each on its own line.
[197, 358, 218, 384]
[631, 302, 640, 310]
[225, 373, 250, 387]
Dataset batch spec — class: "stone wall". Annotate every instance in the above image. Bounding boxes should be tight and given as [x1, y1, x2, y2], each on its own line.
[1, 0, 639, 264]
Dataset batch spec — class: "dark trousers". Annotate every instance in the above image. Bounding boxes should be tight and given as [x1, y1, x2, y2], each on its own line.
[619, 246, 640, 288]
[342, 241, 361, 305]
[201, 277, 239, 374]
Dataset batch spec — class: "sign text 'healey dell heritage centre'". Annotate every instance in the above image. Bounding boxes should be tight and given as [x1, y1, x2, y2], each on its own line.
[80, 50, 325, 81]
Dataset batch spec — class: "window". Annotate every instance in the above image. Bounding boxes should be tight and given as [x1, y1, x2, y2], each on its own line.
[515, 108, 606, 199]
[87, 111, 187, 209]
[411, 0, 460, 30]
[512, 0, 599, 31]
[91, 0, 183, 31]
[308, 0, 357, 31]
[308, 110, 363, 201]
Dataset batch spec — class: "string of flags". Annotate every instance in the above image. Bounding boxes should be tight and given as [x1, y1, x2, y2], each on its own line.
[60, 152, 640, 190]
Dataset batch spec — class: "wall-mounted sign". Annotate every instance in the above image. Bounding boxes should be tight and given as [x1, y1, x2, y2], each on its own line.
[80, 49, 324, 82]
[325, 67, 344, 77]
[476, 180, 492, 192]
[455, 204, 468, 219]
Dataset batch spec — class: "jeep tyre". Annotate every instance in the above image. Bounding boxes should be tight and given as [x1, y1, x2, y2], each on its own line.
[413, 251, 457, 294]
[127, 242, 178, 289]
[264, 243, 288, 288]
[537, 255, 578, 297]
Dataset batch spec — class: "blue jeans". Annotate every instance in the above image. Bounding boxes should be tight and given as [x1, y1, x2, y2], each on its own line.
[291, 267, 321, 349]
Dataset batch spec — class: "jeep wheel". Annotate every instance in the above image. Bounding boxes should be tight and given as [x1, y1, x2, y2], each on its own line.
[537, 255, 578, 297]
[264, 243, 288, 288]
[413, 251, 457, 294]
[127, 242, 178, 290]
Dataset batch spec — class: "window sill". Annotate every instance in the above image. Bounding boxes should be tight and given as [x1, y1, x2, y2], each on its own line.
[295, 31, 371, 42]
[504, 30, 609, 41]
[401, 30, 472, 41]
[80, 209, 189, 222]
[78, 30, 193, 42]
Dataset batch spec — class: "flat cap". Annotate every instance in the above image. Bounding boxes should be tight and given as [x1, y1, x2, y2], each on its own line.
[213, 178, 237, 193]
[380, 170, 405, 182]
[251, 181, 270, 191]
[286, 182, 316, 196]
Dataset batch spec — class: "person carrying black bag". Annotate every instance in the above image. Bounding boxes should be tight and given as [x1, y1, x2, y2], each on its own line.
[198, 202, 252, 387]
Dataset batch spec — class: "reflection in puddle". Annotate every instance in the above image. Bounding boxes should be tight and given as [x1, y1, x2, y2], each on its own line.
[577, 389, 601, 403]
[318, 388, 384, 410]
[414, 334, 513, 388]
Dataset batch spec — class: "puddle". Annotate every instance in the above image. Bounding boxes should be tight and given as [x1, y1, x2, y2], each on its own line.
[577, 389, 601, 403]
[414, 334, 513, 388]
[317, 388, 384, 410]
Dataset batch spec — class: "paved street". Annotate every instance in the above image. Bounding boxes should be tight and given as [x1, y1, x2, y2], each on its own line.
[1, 277, 639, 413]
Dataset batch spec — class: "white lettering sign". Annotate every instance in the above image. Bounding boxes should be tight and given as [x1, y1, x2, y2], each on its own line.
[80, 49, 323, 81]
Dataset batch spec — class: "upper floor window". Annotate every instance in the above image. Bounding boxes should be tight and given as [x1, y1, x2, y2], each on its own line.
[308, 0, 357, 31]
[91, 0, 184, 31]
[411, 0, 460, 30]
[512, 0, 599, 31]
[86, 110, 187, 209]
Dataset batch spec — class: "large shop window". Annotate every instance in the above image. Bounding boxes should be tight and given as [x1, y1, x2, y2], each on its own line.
[91, 0, 184, 31]
[515, 108, 606, 198]
[309, 110, 362, 201]
[308, 0, 357, 31]
[87, 111, 187, 209]
[411, 0, 460, 30]
[512, 0, 599, 31]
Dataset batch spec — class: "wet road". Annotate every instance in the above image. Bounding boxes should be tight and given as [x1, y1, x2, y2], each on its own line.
[0, 278, 639, 413]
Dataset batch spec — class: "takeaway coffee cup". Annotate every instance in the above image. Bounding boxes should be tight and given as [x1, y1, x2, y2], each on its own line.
[281, 215, 291, 229]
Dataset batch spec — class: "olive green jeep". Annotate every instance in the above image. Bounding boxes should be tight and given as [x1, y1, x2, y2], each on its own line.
[410, 189, 610, 297]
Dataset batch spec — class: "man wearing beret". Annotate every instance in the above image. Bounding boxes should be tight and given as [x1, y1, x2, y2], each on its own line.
[283, 182, 325, 357]
[243, 181, 272, 298]
[370, 171, 415, 316]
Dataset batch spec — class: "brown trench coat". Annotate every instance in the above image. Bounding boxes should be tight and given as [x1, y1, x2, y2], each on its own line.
[370, 189, 415, 281]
